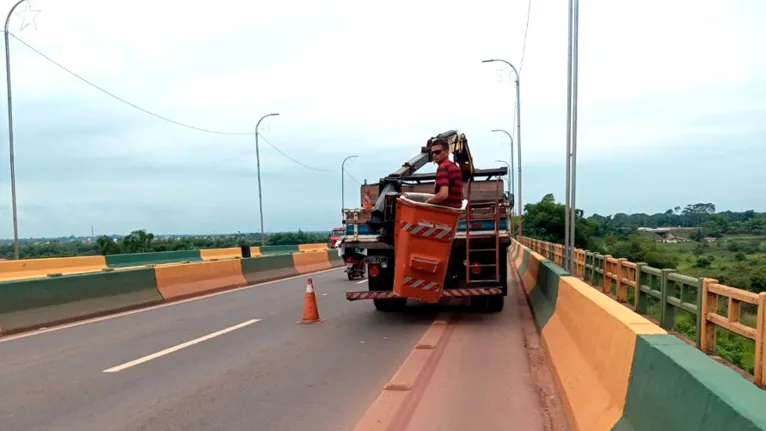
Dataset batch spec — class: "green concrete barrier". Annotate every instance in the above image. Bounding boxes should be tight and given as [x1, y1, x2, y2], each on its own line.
[105, 250, 202, 268]
[258, 245, 300, 255]
[511, 239, 766, 430]
[614, 334, 766, 430]
[240, 254, 298, 285]
[0, 268, 163, 335]
[327, 249, 344, 267]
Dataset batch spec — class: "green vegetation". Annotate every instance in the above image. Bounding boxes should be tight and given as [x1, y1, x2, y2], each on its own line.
[0, 229, 330, 260]
[523, 194, 766, 374]
[523, 194, 766, 293]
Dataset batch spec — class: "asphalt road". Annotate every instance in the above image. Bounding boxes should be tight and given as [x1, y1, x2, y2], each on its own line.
[0, 269, 440, 431]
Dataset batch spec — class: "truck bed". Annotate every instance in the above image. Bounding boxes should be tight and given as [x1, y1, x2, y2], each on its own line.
[343, 218, 511, 249]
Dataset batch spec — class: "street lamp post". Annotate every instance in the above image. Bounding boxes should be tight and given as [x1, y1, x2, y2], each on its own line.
[564, 0, 580, 272]
[493, 160, 511, 195]
[255, 112, 279, 246]
[341, 155, 358, 215]
[4, 0, 28, 260]
[494, 159, 513, 236]
[483, 59, 522, 236]
[490, 128, 515, 202]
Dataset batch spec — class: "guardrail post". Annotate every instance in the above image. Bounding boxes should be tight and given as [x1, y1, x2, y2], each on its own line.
[756, 292, 766, 388]
[616, 258, 628, 302]
[560, 244, 565, 267]
[699, 278, 719, 354]
[660, 268, 677, 331]
[592, 253, 599, 285]
[594, 254, 602, 289]
[635, 262, 646, 313]
[694, 276, 706, 348]
[550, 243, 555, 262]
[602, 255, 612, 294]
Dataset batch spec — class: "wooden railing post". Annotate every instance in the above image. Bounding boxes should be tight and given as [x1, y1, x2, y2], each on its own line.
[617, 258, 628, 302]
[660, 269, 677, 331]
[635, 263, 647, 313]
[756, 292, 766, 388]
[602, 255, 612, 294]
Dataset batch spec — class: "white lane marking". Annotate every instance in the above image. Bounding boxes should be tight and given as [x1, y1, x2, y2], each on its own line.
[356, 279, 367, 284]
[0, 267, 343, 344]
[103, 319, 260, 373]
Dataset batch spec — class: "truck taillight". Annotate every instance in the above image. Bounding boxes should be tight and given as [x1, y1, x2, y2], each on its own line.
[470, 263, 481, 274]
[369, 264, 380, 278]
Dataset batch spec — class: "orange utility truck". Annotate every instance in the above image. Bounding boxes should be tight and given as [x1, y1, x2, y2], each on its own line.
[344, 130, 513, 312]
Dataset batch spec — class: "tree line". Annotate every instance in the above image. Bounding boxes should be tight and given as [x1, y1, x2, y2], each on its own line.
[588, 203, 765, 237]
[521, 194, 766, 293]
[0, 229, 330, 260]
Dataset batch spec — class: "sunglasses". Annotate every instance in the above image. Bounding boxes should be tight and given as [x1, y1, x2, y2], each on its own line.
[431, 149, 443, 156]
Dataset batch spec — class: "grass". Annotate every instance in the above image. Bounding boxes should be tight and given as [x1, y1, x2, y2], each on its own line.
[605, 275, 759, 375]
[660, 237, 766, 286]
[650, 234, 766, 374]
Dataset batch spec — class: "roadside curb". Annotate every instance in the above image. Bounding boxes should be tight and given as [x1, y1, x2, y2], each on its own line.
[353, 312, 455, 431]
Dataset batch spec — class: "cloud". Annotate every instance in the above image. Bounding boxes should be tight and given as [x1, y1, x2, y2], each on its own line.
[0, 0, 760, 238]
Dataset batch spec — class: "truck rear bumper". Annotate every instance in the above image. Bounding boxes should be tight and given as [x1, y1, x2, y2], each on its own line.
[345, 287, 502, 301]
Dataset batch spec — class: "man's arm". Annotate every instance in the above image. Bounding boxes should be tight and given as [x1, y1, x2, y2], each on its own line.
[427, 164, 450, 204]
[427, 186, 449, 204]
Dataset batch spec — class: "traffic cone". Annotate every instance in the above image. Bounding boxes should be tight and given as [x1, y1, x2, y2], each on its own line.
[299, 278, 323, 324]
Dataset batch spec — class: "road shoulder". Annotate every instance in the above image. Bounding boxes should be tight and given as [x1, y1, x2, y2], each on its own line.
[354, 274, 570, 430]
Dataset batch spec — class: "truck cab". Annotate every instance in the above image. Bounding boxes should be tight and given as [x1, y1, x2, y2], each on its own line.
[329, 227, 345, 248]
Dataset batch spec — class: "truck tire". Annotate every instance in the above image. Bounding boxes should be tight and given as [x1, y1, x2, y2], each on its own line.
[373, 298, 407, 312]
[469, 296, 488, 312]
[486, 295, 504, 313]
[470, 295, 504, 313]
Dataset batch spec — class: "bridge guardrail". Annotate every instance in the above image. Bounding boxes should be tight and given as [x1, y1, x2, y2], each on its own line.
[0, 247, 342, 335]
[520, 236, 766, 388]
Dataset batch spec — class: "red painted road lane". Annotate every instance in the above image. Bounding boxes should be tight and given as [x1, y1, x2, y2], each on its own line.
[356, 274, 569, 430]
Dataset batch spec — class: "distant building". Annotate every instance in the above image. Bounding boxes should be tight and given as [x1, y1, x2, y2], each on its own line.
[661, 233, 681, 243]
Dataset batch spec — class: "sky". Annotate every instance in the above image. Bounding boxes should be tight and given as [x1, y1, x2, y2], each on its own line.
[0, 0, 763, 238]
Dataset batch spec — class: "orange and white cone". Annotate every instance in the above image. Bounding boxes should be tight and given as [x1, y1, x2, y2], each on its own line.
[299, 278, 323, 324]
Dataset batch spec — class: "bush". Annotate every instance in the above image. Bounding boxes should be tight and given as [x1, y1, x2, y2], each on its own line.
[735, 252, 746, 262]
[750, 266, 766, 292]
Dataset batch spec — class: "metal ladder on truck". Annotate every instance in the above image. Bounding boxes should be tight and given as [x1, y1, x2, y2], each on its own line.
[464, 177, 503, 285]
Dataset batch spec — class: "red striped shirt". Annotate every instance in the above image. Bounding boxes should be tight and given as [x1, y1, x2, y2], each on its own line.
[434, 160, 464, 208]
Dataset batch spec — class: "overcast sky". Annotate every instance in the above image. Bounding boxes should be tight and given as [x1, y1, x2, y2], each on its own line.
[0, 0, 763, 238]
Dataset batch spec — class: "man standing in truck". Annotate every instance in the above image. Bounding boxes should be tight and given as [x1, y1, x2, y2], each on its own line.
[426, 138, 464, 208]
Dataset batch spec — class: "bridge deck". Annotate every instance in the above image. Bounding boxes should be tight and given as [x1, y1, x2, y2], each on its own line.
[0, 267, 567, 430]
